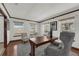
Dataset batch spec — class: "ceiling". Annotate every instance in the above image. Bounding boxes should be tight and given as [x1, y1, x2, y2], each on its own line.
[3, 3, 79, 22]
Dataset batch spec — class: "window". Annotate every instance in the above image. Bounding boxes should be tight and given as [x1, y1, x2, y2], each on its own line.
[13, 21, 24, 28]
[60, 17, 75, 32]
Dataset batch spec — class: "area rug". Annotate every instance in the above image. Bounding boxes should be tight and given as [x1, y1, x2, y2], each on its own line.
[0, 43, 5, 56]
[17, 43, 78, 56]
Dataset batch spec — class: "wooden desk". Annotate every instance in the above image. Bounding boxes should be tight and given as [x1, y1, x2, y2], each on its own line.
[29, 36, 58, 56]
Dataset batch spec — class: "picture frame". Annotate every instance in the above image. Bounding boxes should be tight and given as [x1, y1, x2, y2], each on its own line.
[50, 21, 57, 38]
[50, 21, 57, 31]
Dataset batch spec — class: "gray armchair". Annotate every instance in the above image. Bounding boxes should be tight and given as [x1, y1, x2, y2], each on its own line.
[44, 31, 75, 56]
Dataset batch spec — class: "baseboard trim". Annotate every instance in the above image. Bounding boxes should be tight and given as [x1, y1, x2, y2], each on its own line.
[10, 39, 28, 43]
[8, 39, 28, 46]
[10, 39, 22, 43]
[7, 39, 22, 46]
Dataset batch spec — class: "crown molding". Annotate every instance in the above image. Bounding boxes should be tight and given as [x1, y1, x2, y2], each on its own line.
[10, 17, 39, 23]
[39, 9, 79, 23]
[2, 3, 11, 17]
[2, 3, 40, 23]
[0, 8, 7, 18]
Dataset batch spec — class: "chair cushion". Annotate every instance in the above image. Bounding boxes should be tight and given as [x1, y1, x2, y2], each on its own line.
[58, 42, 64, 49]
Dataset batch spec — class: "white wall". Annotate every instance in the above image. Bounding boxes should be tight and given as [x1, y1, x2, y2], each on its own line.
[36, 23, 43, 36]
[72, 13, 79, 48]
[0, 16, 4, 42]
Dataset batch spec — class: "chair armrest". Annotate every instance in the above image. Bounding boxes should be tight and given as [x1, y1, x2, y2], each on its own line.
[51, 41, 64, 49]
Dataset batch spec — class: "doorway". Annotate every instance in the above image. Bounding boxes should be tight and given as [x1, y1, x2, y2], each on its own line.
[0, 8, 7, 55]
[0, 16, 5, 55]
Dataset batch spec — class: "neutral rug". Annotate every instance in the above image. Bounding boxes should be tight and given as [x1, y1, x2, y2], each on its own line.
[17, 43, 78, 56]
[0, 43, 5, 56]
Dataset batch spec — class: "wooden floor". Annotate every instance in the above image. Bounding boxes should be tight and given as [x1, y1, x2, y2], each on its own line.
[3, 40, 79, 56]
[71, 47, 79, 56]
[3, 40, 23, 56]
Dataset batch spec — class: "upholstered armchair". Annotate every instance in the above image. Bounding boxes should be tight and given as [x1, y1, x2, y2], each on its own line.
[44, 31, 75, 56]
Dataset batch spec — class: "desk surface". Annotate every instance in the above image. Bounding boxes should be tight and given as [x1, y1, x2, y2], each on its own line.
[30, 36, 57, 45]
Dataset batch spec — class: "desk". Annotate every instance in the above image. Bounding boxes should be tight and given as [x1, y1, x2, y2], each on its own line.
[29, 36, 58, 56]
